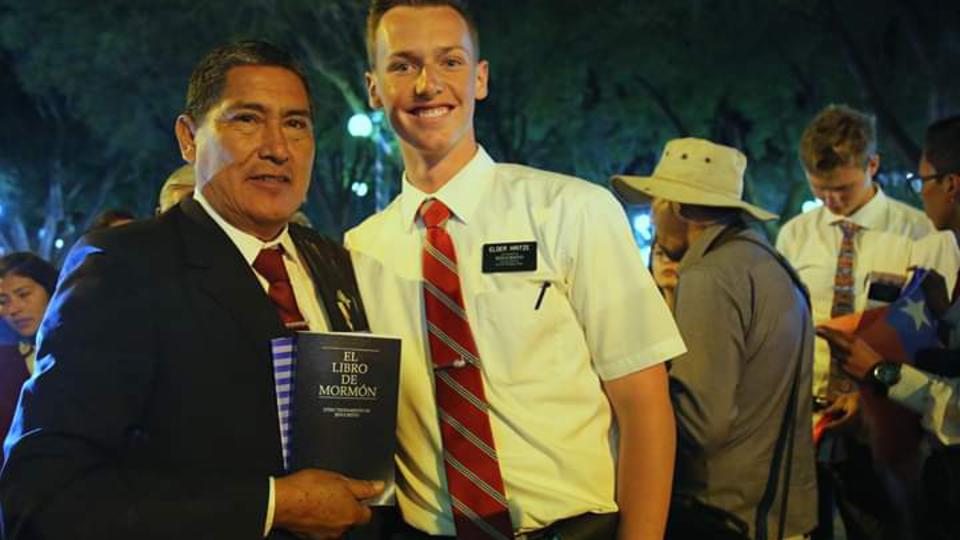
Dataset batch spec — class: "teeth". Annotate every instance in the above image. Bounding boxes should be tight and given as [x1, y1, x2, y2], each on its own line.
[417, 107, 450, 118]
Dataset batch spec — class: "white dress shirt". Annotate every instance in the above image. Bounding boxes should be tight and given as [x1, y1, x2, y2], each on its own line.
[195, 189, 329, 536]
[776, 188, 945, 398]
[345, 147, 686, 534]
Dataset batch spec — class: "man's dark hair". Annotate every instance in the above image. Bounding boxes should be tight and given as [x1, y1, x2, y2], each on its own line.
[366, 0, 480, 66]
[678, 203, 746, 225]
[184, 40, 312, 123]
[0, 252, 59, 297]
[799, 104, 877, 175]
[89, 209, 136, 232]
[924, 115, 960, 175]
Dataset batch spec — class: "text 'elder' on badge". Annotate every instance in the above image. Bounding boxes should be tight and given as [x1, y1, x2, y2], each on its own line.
[482, 242, 537, 273]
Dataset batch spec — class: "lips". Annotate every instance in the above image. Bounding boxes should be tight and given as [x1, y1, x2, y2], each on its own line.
[247, 174, 291, 184]
[12, 318, 33, 331]
[409, 105, 453, 119]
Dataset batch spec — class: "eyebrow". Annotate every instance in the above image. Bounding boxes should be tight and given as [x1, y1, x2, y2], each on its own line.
[12, 287, 32, 295]
[226, 102, 311, 118]
[388, 46, 469, 60]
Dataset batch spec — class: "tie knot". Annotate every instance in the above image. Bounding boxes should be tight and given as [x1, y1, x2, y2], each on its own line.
[253, 247, 288, 284]
[420, 199, 451, 228]
[838, 220, 861, 237]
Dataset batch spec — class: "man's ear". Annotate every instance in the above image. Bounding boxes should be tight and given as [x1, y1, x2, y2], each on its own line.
[475, 59, 489, 101]
[945, 173, 960, 201]
[174, 115, 198, 163]
[365, 72, 383, 109]
[866, 154, 880, 178]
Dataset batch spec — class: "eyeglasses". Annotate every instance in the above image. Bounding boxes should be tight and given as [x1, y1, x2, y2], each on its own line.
[909, 170, 958, 194]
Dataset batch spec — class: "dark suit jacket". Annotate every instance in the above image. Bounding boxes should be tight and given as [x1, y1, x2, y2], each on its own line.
[0, 199, 368, 539]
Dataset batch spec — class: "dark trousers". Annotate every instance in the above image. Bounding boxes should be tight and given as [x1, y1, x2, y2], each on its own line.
[812, 438, 901, 540]
[388, 512, 619, 540]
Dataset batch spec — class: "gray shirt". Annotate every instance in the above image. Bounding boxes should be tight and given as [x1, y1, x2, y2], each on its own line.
[670, 223, 818, 538]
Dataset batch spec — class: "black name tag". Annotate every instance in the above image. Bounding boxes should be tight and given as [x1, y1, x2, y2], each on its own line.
[482, 242, 537, 273]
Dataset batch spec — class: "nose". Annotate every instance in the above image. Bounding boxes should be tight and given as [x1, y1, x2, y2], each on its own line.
[414, 65, 442, 98]
[258, 119, 291, 164]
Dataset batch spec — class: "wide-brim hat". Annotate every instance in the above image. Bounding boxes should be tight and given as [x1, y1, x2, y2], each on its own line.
[611, 137, 778, 222]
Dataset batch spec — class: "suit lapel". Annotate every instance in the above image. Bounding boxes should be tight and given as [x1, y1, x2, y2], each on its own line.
[290, 226, 369, 332]
[179, 199, 288, 347]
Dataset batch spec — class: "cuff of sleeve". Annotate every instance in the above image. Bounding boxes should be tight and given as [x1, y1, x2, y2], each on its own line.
[888, 364, 931, 414]
[595, 336, 686, 381]
[264, 476, 276, 537]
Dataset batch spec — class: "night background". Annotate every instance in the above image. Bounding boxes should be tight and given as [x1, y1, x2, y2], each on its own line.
[0, 0, 957, 263]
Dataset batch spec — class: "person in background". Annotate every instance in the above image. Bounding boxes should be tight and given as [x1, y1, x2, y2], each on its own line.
[0, 252, 58, 457]
[156, 164, 196, 215]
[817, 114, 960, 540]
[614, 138, 817, 539]
[776, 104, 936, 540]
[88, 209, 136, 231]
[650, 239, 680, 310]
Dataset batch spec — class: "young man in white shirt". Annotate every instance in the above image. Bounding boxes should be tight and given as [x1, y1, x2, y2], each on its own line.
[345, 2, 686, 539]
[777, 105, 935, 539]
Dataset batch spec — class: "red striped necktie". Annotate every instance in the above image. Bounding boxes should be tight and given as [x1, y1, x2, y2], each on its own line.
[253, 246, 307, 330]
[420, 199, 513, 539]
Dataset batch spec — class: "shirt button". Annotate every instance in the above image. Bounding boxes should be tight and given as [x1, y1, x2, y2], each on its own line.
[453, 358, 467, 368]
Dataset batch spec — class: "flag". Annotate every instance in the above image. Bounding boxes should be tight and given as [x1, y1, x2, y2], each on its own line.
[821, 268, 941, 364]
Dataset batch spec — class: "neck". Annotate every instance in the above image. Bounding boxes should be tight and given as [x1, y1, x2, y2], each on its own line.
[947, 209, 960, 235]
[844, 183, 878, 217]
[401, 140, 479, 194]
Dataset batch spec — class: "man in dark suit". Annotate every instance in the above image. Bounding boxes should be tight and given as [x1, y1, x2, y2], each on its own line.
[0, 41, 383, 539]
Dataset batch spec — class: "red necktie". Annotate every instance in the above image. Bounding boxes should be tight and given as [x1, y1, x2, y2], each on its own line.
[827, 220, 861, 398]
[253, 247, 307, 330]
[420, 199, 513, 539]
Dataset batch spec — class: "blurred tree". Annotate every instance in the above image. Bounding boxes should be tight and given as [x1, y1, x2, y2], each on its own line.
[0, 0, 956, 260]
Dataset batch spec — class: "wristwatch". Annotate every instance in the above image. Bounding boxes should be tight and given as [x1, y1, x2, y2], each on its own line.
[870, 362, 902, 395]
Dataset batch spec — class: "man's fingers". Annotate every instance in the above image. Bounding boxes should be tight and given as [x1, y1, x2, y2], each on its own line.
[815, 326, 851, 347]
[354, 503, 373, 525]
[345, 479, 385, 500]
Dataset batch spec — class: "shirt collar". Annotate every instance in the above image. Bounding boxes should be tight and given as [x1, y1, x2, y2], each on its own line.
[398, 146, 496, 231]
[826, 185, 887, 230]
[194, 187, 296, 266]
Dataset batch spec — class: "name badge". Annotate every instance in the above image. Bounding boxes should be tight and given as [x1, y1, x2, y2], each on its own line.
[482, 242, 537, 273]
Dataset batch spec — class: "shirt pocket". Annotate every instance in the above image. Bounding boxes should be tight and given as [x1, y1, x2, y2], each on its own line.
[471, 279, 584, 387]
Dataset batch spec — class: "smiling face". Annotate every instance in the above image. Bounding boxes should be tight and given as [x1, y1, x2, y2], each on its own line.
[366, 5, 488, 172]
[175, 65, 315, 241]
[0, 273, 50, 339]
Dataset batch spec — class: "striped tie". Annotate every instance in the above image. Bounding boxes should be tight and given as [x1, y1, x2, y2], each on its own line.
[420, 199, 513, 539]
[827, 220, 862, 398]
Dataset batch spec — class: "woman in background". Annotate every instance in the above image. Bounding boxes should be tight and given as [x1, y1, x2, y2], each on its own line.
[0, 252, 58, 456]
[651, 239, 680, 310]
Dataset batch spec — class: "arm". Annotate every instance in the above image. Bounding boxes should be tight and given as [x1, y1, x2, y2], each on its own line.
[669, 267, 744, 451]
[0, 240, 272, 539]
[603, 364, 675, 540]
[817, 327, 960, 446]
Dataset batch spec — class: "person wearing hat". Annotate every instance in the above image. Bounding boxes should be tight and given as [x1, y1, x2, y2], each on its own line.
[613, 137, 818, 539]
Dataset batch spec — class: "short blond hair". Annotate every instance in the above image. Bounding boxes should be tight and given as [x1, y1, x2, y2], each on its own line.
[157, 165, 195, 214]
[799, 105, 877, 175]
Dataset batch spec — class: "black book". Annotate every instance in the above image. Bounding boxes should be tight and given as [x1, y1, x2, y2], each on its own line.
[271, 332, 401, 508]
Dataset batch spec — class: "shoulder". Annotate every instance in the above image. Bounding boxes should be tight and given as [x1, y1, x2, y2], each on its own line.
[64, 212, 180, 278]
[884, 196, 934, 235]
[776, 207, 821, 254]
[494, 163, 622, 220]
[345, 198, 402, 251]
